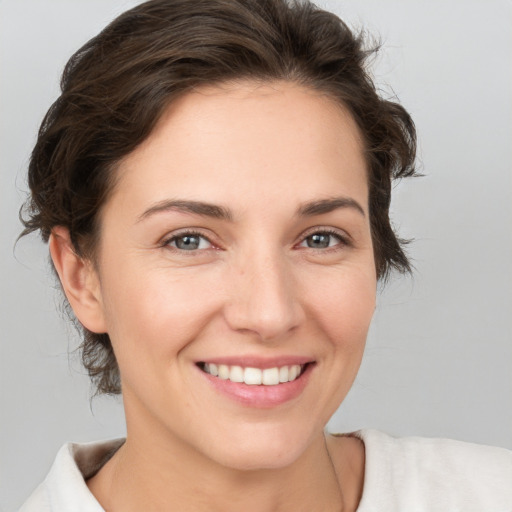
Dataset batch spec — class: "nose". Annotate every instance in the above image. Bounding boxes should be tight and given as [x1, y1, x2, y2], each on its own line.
[223, 249, 305, 342]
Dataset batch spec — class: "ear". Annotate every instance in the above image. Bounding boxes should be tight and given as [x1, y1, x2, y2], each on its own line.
[49, 226, 107, 334]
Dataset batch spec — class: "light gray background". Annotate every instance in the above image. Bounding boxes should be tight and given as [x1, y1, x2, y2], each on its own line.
[1, 0, 511, 509]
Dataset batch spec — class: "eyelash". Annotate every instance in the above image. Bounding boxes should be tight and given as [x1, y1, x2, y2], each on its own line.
[161, 227, 351, 254]
[161, 230, 215, 253]
[297, 228, 351, 251]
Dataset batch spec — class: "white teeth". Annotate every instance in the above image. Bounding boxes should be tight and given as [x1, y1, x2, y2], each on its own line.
[202, 363, 306, 385]
[244, 367, 262, 385]
[289, 364, 300, 380]
[262, 367, 279, 385]
[218, 364, 230, 380]
[229, 365, 244, 383]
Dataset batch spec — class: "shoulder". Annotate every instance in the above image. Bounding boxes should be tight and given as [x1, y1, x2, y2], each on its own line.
[354, 429, 512, 512]
[19, 438, 124, 512]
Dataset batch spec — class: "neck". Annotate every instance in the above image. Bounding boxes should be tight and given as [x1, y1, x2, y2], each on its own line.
[89, 422, 344, 512]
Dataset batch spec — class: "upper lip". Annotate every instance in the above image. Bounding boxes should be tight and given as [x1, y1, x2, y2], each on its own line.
[197, 355, 315, 369]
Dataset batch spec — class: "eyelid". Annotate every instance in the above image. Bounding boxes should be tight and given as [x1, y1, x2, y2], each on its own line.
[300, 225, 351, 240]
[296, 226, 352, 249]
[159, 225, 352, 252]
[160, 228, 218, 251]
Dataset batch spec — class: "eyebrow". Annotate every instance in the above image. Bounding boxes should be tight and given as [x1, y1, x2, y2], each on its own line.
[137, 199, 233, 223]
[137, 195, 365, 223]
[297, 197, 366, 217]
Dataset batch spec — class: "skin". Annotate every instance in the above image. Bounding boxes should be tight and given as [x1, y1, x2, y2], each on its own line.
[50, 80, 375, 511]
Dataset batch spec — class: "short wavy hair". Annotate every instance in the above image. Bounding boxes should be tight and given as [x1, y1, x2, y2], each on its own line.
[20, 0, 416, 395]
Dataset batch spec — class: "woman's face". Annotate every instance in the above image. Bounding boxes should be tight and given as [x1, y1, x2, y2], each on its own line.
[93, 81, 376, 469]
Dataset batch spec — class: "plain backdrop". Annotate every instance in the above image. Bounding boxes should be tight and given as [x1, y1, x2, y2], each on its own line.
[1, 0, 511, 509]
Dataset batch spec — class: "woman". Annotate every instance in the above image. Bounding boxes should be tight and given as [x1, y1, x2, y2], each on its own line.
[16, 0, 511, 510]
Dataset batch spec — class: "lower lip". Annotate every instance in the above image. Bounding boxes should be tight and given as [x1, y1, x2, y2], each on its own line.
[199, 364, 314, 408]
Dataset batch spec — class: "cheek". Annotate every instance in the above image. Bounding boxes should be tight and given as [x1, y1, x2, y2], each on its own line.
[303, 264, 376, 351]
[99, 262, 224, 366]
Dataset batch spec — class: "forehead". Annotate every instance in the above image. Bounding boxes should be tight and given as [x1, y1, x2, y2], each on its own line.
[108, 80, 368, 216]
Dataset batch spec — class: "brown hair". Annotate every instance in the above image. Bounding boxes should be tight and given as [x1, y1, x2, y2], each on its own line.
[20, 0, 416, 395]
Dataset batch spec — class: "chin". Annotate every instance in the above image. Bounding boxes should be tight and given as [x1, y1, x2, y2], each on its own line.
[214, 446, 305, 472]
[199, 422, 318, 471]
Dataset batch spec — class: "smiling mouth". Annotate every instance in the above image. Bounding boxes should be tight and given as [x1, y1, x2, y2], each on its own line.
[197, 362, 309, 386]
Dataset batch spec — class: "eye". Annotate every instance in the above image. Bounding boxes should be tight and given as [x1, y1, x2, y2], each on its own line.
[299, 230, 347, 250]
[166, 232, 212, 251]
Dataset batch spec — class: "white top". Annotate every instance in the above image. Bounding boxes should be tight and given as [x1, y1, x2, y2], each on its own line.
[19, 430, 512, 512]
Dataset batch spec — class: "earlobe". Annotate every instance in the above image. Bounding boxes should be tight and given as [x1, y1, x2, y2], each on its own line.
[49, 227, 107, 334]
